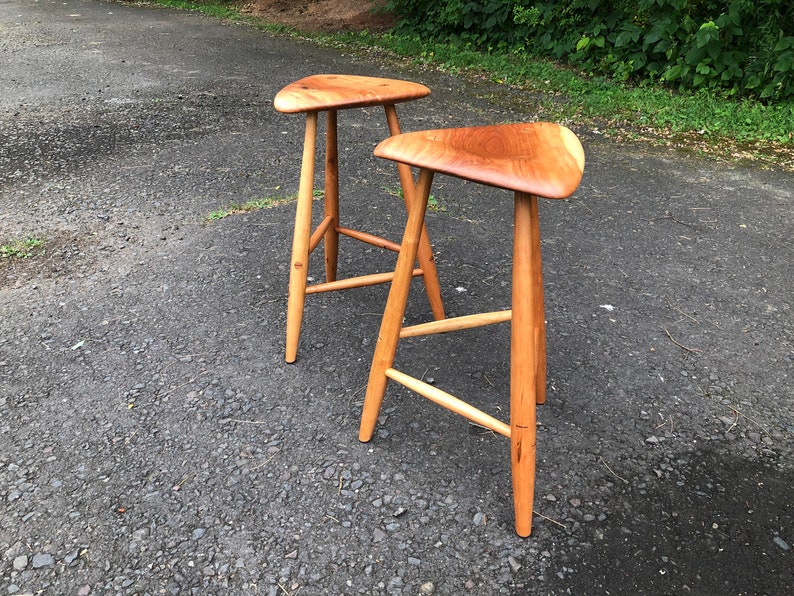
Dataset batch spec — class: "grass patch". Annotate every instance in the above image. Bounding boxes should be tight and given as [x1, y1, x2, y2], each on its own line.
[141, 1, 793, 168]
[138, 0, 246, 21]
[206, 189, 323, 221]
[0, 237, 44, 259]
[136, 0, 290, 33]
[348, 33, 794, 148]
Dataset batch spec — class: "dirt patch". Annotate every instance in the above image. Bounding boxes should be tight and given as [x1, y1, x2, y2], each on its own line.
[0, 231, 98, 288]
[240, 0, 396, 32]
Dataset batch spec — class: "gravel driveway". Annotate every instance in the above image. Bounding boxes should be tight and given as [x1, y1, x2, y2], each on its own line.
[1, 1, 792, 594]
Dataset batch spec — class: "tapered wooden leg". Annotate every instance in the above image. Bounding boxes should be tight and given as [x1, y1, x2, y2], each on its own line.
[359, 168, 435, 442]
[285, 111, 318, 364]
[510, 191, 543, 537]
[529, 195, 547, 405]
[384, 105, 445, 321]
[324, 110, 340, 283]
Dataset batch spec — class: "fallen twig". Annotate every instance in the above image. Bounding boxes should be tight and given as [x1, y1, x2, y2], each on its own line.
[173, 472, 196, 491]
[663, 327, 702, 353]
[666, 300, 700, 324]
[726, 409, 740, 433]
[347, 384, 367, 406]
[533, 510, 567, 529]
[251, 450, 280, 471]
[654, 414, 674, 432]
[728, 406, 771, 436]
[468, 421, 498, 437]
[600, 456, 629, 484]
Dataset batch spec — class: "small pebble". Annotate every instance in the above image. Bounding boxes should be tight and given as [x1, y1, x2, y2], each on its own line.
[64, 550, 81, 565]
[132, 528, 148, 541]
[773, 536, 790, 551]
[13, 555, 28, 571]
[32, 553, 55, 568]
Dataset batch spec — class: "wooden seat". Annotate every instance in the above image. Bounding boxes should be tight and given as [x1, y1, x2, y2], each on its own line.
[358, 122, 585, 537]
[274, 75, 445, 363]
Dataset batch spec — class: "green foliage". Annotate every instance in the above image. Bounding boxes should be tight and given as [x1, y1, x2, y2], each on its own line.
[140, 0, 793, 157]
[370, 31, 793, 145]
[385, 0, 794, 100]
[0, 237, 44, 259]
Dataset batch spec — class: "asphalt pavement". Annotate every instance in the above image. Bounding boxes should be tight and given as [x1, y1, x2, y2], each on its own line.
[1, 1, 792, 594]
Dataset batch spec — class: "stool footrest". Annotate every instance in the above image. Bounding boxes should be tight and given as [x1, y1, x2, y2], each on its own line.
[306, 269, 423, 294]
[385, 367, 511, 438]
[400, 310, 512, 338]
[309, 215, 336, 253]
[337, 226, 401, 253]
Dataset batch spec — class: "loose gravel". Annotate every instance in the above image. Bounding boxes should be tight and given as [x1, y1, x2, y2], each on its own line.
[1, 1, 792, 594]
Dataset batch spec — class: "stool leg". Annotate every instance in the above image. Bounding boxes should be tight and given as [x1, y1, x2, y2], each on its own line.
[285, 111, 318, 364]
[529, 194, 547, 406]
[511, 191, 544, 537]
[384, 105, 445, 321]
[359, 168, 435, 442]
[324, 110, 340, 283]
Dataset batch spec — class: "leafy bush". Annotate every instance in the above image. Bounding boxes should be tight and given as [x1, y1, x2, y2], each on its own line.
[385, 0, 793, 100]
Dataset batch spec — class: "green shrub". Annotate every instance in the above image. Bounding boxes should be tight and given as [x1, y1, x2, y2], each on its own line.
[386, 0, 793, 100]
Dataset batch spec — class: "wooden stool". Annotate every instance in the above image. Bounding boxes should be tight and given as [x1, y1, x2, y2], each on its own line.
[274, 74, 446, 363]
[358, 122, 585, 536]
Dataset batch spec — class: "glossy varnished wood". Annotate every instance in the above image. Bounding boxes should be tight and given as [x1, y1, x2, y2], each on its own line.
[510, 191, 543, 537]
[278, 75, 444, 363]
[274, 74, 430, 114]
[374, 122, 585, 199]
[360, 122, 585, 537]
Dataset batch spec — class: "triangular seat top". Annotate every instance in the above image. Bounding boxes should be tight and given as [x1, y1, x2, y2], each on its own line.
[274, 74, 430, 114]
[374, 122, 585, 199]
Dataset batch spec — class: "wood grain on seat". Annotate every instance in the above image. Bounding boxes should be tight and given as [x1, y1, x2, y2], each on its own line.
[374, 122, 585, 199]
[274, 74, 430, 113]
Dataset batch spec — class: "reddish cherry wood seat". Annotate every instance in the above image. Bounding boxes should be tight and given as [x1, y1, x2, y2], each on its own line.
[358, 122, 585, 537]
[373, 122, 584, 198]
[273, 75, 445, 363]
[274, 74, 431, 113]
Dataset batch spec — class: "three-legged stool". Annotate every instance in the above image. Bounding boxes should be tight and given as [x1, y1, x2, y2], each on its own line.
[358, 122, 585, 536]
[274, 74, 446, 363]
